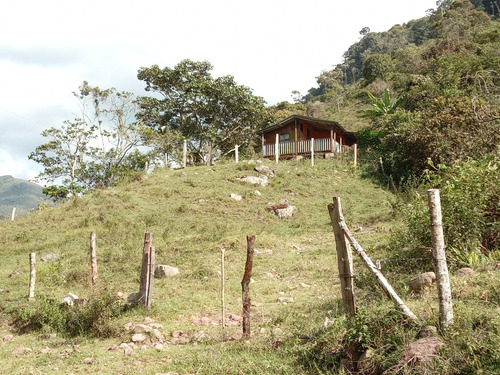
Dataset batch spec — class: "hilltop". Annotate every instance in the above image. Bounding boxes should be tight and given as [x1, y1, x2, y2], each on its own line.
[0, 158, 498, 374]
[0, 175, 45, 218]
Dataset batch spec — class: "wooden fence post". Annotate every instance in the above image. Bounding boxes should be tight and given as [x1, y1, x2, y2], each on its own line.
[90, 231, 98, 286]
[353, 144, 358, 168]
[235, 144, 239, 163]
[311, 138, 315, 167]
[146, 246, 155, 309]
[275, 134, 279, 164]
[139, 232, 154, 308]
[328, 198, 356, 315]
[183, 139, 187, 168]
[242, 235, 255, 338]
[221, 248, 226, 332]
[29, 252, 36, 300]
[427, 189, 453, 329]
[11, 207, 16, 221]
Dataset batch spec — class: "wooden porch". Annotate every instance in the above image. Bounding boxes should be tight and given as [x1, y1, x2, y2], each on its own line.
[262, 137, 346, 158]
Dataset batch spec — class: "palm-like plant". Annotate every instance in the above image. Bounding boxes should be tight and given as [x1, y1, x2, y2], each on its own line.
[360, 88, 403, 118]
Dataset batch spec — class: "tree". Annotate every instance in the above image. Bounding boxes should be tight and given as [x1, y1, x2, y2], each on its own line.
[76, 82, 144, 187]
[29, 120, 96, 197]
[362, 54, 394, 84]
[137, 60, 273, 165]
[360, 89, 403, 118]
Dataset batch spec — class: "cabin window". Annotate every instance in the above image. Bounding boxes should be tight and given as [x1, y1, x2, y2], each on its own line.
[279, 133, 290, 142]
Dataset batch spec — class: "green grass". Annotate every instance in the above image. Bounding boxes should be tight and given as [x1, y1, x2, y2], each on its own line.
[0, 158, 499, 374]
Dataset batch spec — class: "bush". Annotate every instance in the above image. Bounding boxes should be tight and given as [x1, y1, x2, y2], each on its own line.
[13, 287, 124, 338]
[400, 156, 500, 265]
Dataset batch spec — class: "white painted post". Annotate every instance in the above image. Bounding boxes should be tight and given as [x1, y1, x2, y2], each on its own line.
[29, 252, 36, 300]
[235, 144, 239, 163]
[427, 189, 453, 329]
[183, 139, 187, 168]
[311, 138, 315, 167]
[11, 207, 16, 221]
[221, 248, 226, 332]
[275, 134, 279, 164]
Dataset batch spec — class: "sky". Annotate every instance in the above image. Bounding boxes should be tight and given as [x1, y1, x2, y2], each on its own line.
[0, 0, 438, 182]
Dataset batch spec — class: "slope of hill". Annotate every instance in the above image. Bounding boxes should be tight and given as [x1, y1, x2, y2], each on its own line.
[0, 159, 498, 374]
[0, 175, 45, 218]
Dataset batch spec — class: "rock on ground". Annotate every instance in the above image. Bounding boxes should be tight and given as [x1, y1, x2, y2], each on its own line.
[409, 272, 436, 293]
[154, 265, 179, 278]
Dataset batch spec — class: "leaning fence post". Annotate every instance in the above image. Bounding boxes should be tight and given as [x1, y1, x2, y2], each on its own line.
[29, 252, 36, 300]
[328, 198, 356, 315]
[427, 189, 453, 329]
[146, 246, 155, 310]
[90, 231, 98, 286]
[242, 235, 255, 338]
[11, 207, 16, 221]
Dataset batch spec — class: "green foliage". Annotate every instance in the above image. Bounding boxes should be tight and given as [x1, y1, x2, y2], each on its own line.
[13, 288, 123, 338]
[137, 60, 274, 165]
[362, 54, 395, 84]
[359, 89, 403, 118]
[399, 156, 500, 264]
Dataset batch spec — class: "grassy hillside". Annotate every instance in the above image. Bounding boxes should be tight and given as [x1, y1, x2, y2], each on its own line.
[0, 175, 45, 218]
[0, 158, 498, 374]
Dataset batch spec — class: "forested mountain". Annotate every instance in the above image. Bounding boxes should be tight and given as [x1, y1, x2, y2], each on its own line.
[0, 175, 45, 218]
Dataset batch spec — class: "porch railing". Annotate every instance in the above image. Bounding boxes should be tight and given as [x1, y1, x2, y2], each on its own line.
[263, 138, 342, 157]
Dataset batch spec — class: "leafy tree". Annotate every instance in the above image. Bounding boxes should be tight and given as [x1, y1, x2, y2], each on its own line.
[29, 120, 96, 197]
[362, 54, 394, 84]
[268, 101, 307, 121]
[137, 60, 273, 165]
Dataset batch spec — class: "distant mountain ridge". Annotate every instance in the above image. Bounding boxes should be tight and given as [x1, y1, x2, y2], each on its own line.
[0, 175, 45, 218]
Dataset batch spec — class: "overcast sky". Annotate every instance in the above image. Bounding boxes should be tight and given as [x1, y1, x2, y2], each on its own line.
[0, 0, 437, 182]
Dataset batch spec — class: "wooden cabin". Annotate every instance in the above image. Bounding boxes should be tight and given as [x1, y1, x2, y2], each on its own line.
[260, 114, 356, 158]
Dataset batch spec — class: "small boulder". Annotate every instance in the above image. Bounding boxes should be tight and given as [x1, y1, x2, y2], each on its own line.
[131, 333, 146, 343]
[230, 193, 242, 201]
[254, 165, 275, 177]
[61, 293, 79, 306]
[268, 204, 296, 219]
[127, 292, 141, 304]
[40, 253, 59, 262]
[456, 267, 474, 277]
[133, 324, 152, 333]
[237, 175, 268, 187]
[409, 272, 436, 293]
[417, 326, 438, 339]
[154, 265, 179, 278]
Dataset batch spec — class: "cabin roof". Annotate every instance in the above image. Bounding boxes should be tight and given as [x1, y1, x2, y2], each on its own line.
[261, 114, 357, 145]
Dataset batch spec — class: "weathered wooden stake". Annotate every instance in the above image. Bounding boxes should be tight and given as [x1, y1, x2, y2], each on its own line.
[275, 134, 279, 164]
[183, 139, 187, 168]
[235, 144, 239, 163]
[353, 144, 358, 168]
[90, 231, 98, 286]
[328, 198, 356, 315]
[139, 232, 153, 308]
[221, 248, 226, 331]
[241, 235, 255, 338]
[146, 246, 155, 310]
[427, 189, 453, 329]
[29, 252, 36, 300]
[311, 138, 315, 167]
[11, 207, 16, 221]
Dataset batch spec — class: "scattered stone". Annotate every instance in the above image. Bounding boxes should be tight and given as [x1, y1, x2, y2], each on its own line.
[39, 346, 51, 354]
[61, 293, 79, 306]
[237, 175, 268, 187]
[401, 337, 444, 366]
[3, 334, 13, 342]
[155, 265, 179, 278]
[124, 346, 133, 356]
[228, 313, 243, 322]
[277, 297, 294, 304]
[13, 345, 32, 355]
[198, 198, 207, 203]
[115, 292, 126, 301]
[150, 322, 164, 329]
[409, 272, 436, 293]
[131, 334, 147, 343]
[83, 357, 93, 364]
[417, 326, 438, 339]
[152, 329, 165, 342]
[254, 165, 275, 177]
[267, 204, 296, 219]
[179, 172, 187, 177]
[154, 343, 164, 351]
[127, 292, 141, 304]
[108, 345, 118, 351]
[255, 248, 273, 255]
[456, 267, 474, 277]
[133, 324, 152, 333]
[40, 253, 59, 262]
[254, 190, 261, 196]
[38, 333, 57, 340]
[300, 282, 310, 288]
[194, 331, 207, 341]
[230, 331, 243, 340]
[324, 153, 335, 159]
[230, 193, 242, 201]
[9, 270, 21, 278]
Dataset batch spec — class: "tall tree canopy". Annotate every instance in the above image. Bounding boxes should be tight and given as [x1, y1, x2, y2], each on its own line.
[137, 60, 273, 165]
